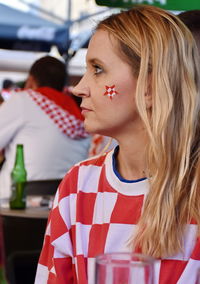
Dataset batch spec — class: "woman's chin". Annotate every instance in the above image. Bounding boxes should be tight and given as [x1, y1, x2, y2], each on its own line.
[84, 123, 94, 134]
[84, 124, 101, 135]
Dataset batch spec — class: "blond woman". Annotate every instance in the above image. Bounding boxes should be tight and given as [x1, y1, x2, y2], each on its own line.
[35, 5, 200, 284]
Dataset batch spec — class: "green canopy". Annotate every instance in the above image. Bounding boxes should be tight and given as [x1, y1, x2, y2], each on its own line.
[95, 0, 200, 11]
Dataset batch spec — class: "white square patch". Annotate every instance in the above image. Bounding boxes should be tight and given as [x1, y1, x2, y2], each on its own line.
[104, 223, 137, 253]
[59, 194, 77, 228]
[76, 223, 92, 256]
[92, 192, 118, 224]
[52, 232, 73, 258]
[78, 165, 102, 193]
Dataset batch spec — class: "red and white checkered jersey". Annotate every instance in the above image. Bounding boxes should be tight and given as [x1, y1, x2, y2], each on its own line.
[35, 149, 200, 284]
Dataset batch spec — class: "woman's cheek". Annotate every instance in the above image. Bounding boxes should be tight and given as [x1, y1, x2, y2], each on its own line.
[103, 84, 120, 100]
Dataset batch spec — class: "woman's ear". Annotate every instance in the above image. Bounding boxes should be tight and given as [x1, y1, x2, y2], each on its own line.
[144, 81, 152, 109]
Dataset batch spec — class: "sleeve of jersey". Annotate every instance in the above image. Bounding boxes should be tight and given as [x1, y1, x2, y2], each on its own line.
[35, 166, 79, 284]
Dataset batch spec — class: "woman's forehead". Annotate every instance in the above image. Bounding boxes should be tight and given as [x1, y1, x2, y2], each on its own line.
[86, 30, 120, 63]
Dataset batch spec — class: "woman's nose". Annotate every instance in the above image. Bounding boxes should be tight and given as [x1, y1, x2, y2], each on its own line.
[72, 77, 90, 98]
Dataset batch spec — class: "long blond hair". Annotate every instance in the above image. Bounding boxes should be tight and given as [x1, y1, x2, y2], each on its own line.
[96, 5, 200, 258]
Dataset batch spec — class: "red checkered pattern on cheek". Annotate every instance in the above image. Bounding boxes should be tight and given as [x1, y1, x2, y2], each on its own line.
[104, 85, 118, 100]
[28, 90, 88, 139]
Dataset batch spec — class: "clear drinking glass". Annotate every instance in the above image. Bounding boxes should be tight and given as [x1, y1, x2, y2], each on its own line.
[195, 268, 200, 284]
[95, 252, 155, 284]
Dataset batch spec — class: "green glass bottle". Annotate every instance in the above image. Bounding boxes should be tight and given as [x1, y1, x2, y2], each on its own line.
[9, 144, 27, 210]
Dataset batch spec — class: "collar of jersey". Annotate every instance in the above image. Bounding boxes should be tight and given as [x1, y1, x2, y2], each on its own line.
[104, 146, 149, 196]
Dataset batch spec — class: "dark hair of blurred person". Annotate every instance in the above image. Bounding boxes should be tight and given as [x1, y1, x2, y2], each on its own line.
[1, 79, 17, 101]
[2, 79, 15, 90]
[25, 56, 67, 91]
[179, 10, 200, 52]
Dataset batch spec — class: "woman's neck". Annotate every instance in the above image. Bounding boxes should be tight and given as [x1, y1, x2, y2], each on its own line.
[115, 131, 148, 181]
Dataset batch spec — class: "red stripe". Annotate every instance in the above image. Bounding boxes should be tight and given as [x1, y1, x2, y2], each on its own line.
[76, 255, 88, 284]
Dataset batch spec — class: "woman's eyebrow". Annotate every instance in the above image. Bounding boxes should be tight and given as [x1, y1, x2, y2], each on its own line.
[86, 57, 105, 65]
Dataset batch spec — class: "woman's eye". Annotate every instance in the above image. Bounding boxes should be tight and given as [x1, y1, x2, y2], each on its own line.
[93, 65, 103, 75]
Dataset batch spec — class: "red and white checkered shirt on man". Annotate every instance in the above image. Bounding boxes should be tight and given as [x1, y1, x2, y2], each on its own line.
[35, 148, 200, 284]
[27, 89, 88, 139]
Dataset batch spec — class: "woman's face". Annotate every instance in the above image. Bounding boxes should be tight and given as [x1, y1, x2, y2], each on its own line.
[72, 29, 143, 138]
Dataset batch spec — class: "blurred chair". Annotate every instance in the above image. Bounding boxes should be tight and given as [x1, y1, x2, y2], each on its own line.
[2, 179, 61, 284]
[26, 179, 61, 196]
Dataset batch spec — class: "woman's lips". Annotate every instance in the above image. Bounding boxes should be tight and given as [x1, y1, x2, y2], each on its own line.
[81, 107, 92, 115]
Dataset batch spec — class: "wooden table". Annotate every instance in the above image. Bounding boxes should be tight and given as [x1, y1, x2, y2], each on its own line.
[0, 206, 50, 219]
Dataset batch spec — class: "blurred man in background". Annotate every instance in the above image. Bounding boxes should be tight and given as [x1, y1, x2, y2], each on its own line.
[0, 79, 17, 101]
[179, 10, 200, 52]
[0, 55, 90, 199]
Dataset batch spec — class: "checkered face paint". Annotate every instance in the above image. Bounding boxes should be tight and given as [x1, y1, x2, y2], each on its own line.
[104, 85, 119, 100]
